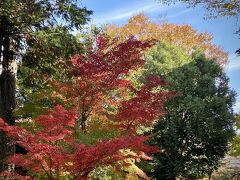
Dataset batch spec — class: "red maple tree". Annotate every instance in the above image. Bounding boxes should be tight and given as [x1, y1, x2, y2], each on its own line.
[0, 35, 174, 179]
[50, 36, 173, 132]
[0, 106, 158, 179]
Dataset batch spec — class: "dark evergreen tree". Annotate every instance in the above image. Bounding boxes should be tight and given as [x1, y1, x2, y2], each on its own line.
[141, 43, 236, 179]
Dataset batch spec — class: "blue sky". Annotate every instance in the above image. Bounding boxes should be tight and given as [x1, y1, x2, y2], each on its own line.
[81, 0, 240, 112]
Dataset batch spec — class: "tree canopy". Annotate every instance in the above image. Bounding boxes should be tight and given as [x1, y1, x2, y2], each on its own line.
[140, 43, 236, 179]
[105, 13, 228, 65]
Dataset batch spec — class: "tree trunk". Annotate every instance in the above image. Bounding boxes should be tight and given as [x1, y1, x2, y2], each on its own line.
[0, 15, 17, 172]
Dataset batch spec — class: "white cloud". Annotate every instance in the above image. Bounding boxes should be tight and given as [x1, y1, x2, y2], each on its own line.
[225, 54, 240, 72]
[84, 1, 194, 26]
[167, 8, 192, 19]
[90, 2, 171, 25]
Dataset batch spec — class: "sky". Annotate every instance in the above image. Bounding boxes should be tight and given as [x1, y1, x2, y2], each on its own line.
[80, 0, 240, 112]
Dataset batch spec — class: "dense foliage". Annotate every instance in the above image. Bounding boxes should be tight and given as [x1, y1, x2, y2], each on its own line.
[0, 1, 237, 179]
[105, 13, 228, 65]
[0, 106, 156, 179]
[141, 43, 236, 179]
[106, 15, 236, 178]
[0, 35, 175, 179]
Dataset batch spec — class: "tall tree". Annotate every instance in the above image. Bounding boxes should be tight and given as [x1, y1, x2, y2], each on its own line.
[0, 0, 92, 172]
[0, 36, 174, 179]
[105, 13, 228, 65]
[140, 43, 236, 179]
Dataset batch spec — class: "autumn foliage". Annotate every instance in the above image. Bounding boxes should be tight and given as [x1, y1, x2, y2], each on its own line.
[0, 35, 174, 179]
[105, 13, 228, 65]
[50, 36, 173, 133]
[0, 106, 158, 179]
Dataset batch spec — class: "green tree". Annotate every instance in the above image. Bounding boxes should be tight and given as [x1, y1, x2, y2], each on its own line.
[0, 0, 92, 172]
[140, 43, 236, 179]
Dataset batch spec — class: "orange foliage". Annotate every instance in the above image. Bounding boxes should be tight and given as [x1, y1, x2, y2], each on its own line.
[105, 13, 228, 65]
